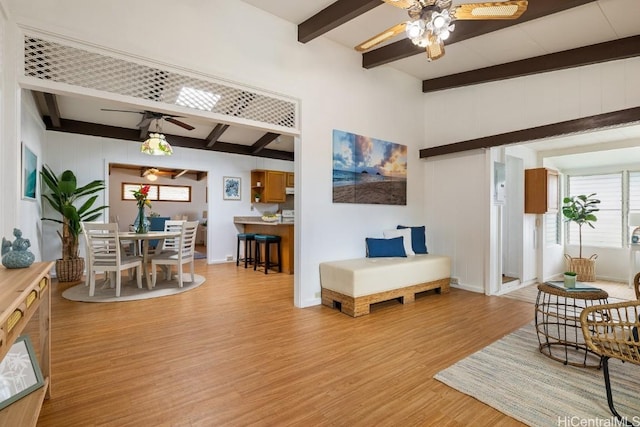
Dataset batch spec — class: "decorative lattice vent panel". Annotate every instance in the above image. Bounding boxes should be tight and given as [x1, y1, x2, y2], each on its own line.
[23, 36, 297, 130]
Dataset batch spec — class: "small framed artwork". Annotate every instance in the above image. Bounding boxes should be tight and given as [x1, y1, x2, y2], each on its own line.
[22, 143, 38, 201]
[0, 335, 45, 411]
[223, 176, 241, 200]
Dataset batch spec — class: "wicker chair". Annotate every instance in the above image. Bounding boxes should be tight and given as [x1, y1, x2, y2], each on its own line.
[633, 272, 640, 300]
[580, 301, 640, 422]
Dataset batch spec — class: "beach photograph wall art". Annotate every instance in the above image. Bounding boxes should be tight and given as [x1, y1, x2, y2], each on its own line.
[332, 129, 407, 205]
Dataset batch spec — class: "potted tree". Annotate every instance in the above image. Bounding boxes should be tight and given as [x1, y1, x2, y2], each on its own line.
[562, 193, 600, 282]
[40, 165, 108, 282]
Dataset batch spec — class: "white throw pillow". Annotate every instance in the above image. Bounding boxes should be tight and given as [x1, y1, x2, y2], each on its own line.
[383, 228, 415, 256]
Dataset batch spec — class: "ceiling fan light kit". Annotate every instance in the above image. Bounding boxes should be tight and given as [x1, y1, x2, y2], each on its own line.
[357, 0, 528, 61]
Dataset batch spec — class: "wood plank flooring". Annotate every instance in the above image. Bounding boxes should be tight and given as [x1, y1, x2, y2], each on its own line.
[37, 260, 533, 426]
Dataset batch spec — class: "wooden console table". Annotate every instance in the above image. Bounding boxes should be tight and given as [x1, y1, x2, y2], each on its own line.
[0, 261, 53, 426]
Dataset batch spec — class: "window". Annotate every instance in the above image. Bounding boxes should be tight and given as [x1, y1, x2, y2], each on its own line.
[545, 212, 560, 246]
[566, 173, 622, 248]
[122, 183, 191, 202]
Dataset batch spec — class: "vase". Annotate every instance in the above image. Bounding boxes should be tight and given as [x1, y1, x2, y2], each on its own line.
[134, 205, 150, 234]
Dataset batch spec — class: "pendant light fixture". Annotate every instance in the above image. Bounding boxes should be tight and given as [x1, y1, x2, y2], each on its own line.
[141, 119, 173, 156]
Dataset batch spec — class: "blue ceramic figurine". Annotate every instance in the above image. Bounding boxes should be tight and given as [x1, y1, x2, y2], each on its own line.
[2, 228, 35, 269]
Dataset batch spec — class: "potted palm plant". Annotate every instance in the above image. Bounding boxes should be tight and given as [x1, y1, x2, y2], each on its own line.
[562, 193, 600, 282]
[40, 165, 108, 282]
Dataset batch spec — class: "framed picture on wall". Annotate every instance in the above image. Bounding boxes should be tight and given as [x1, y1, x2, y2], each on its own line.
[22, 143, 38, 200]
[223, 176, 241, 200]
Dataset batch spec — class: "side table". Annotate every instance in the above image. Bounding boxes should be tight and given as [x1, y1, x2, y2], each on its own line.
[535, 282, 609, 368]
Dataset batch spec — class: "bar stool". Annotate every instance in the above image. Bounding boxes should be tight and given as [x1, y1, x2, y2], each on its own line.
[236, 233, 256, 268]
[254, 234, 281, 274]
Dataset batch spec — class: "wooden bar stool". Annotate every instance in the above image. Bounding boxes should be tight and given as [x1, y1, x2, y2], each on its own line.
[236, 233, 256, 268]
[254, 234, 281, 274]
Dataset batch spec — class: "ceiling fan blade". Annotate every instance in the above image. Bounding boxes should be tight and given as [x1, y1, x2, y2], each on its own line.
[382, 0, 416, 9]
[355, 22, 407, 52]
[453, 1, 528, 20]
[426, 33, 445, 61]
[164, 117, 195, 131]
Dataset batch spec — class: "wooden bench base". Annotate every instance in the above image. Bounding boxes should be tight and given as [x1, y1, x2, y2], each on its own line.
[321, 278, 450, 317]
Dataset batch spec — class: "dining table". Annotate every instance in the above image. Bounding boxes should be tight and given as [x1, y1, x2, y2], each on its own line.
[119, 230, 181, 288]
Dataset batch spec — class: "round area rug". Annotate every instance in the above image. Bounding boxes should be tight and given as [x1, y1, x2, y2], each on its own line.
[62, 274, 205, 302]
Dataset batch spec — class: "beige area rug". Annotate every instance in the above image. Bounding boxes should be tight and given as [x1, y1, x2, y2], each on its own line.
[501, 280, 636, 304]
[434, 323, 640, 426]
[62, 274, 205, 302]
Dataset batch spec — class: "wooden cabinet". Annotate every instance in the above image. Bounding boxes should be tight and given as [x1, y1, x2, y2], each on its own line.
[0, 262, 53, 426]
[251, 170, 287, 203]
[286, 172, 294, 188]
[525, 168, 559, 214]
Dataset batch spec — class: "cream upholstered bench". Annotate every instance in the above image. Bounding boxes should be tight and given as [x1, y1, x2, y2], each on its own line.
[319, 254, 451, 317]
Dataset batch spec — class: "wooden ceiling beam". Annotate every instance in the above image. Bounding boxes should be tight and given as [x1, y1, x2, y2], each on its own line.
[362, 0, 597, 69]
[419, 107, 640, 159]
[251, 133, 280, 154]
[43, 93, 62, 128]
[42, 117, 293, 161]
[205, 123, 230, 148]
[423, 36, 640, 93]
[172, 170, 189, 179]
[298, 0, 382, 43]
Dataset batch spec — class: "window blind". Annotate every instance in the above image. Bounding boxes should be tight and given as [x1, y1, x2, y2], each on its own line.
[566, 173, 622, 248]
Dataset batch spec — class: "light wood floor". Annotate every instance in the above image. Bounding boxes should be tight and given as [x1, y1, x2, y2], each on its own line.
[37, 260, 533, 426]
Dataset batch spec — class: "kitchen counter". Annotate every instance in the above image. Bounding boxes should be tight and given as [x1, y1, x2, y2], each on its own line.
[233, 216, 294, 226]
[234, 216, 294, 274]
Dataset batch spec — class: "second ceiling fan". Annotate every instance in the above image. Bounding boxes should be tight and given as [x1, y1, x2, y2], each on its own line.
[355, 0, 528, 61]
[101, 109, 196, 132]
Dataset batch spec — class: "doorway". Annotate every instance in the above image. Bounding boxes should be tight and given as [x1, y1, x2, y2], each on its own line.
[107, 163, 208, 259]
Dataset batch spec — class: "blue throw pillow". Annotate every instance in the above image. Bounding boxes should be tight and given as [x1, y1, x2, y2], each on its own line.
[366, 237, 407, 258]
[397, 225, 428, 254]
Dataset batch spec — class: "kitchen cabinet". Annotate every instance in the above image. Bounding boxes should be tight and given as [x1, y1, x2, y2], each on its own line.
[286, 172, 294, 188]
[525, 167, 559, 214]
[251, 170, 287, 203]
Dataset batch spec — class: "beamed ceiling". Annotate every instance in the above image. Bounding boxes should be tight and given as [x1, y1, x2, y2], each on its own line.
[289, 0, 640, 90]
[32, 91, 295, 162]
[29, 1, 640, 161]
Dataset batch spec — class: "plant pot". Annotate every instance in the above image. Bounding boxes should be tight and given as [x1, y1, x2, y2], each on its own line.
[56, 258, 85, 282]
[564, 274, 577, 288]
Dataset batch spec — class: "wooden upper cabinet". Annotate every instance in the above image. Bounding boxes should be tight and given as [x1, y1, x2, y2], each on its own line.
[252, 170, 286, 203]
[525, 168, 559, 214]
[286, 172, 294, 188]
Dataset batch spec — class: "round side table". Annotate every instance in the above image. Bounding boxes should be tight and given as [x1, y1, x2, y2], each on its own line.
[535, 282, 609, 368]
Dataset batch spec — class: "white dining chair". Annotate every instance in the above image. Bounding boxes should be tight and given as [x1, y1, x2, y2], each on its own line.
[150, 220, 198, 288]
[81, 222, 143, 297]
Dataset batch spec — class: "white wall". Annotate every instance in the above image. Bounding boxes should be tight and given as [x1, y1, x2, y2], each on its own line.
[424, 58, 640, 293]
[6, 0, 425, 307]
[19, 89, 44, 260]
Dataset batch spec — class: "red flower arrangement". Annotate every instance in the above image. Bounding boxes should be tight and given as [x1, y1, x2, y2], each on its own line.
[132, 185, 152, 209]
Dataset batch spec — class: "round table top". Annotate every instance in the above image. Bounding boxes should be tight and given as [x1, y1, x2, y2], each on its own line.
[537, 282, 608, 300]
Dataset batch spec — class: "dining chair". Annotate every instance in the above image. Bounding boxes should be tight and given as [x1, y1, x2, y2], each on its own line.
[81, 222, 143, 297]
[150, 220, 198, 288]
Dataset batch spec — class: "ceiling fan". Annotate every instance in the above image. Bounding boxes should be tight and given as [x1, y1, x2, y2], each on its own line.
[355, 0, 528, 61]
[101, 109, 196, 131]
